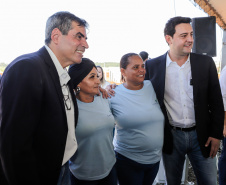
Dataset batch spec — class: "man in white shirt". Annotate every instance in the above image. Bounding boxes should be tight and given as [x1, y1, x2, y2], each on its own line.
[0, 11, 89, 185]
[145, 16, 224, 185]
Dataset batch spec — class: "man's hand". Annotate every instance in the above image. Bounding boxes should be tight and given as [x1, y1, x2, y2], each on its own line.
[98, 86, 110, 99]
[205, 137, 220, 158]
[106, 84, 117, 96]
[224, 125, 226, 138]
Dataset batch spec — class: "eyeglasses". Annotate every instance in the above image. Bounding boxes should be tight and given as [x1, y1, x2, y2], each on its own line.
[62, 84, 71, 110]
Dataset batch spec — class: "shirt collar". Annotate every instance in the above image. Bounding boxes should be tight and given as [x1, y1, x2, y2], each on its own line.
[166, 51, 190, 68]
[166, 52, 173, 68]
[45, 45, 70, 86]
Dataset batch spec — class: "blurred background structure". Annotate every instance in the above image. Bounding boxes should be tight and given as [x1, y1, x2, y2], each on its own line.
[1, 0, 226, 85]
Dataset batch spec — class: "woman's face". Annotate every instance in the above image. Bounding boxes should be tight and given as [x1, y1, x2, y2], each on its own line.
[97, 67, 103, 80]
[121, 55, 146, 85]
[78, 67, 100, 96]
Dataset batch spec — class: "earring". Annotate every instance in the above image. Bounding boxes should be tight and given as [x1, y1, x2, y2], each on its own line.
[76, 86, 80, 94]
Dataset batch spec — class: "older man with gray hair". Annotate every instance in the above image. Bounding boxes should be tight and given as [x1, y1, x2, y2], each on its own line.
[0, 11, 89, 185]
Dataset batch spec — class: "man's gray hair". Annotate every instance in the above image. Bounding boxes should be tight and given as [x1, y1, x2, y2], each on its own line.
[45, 11, 89, 45]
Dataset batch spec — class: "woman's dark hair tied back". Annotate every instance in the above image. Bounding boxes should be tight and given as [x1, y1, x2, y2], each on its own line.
[68, 58, 96, 89]
[120, 53, 139, 82]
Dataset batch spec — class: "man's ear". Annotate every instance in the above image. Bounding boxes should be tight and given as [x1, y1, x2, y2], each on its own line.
[165, 35, 172, 45]
[51, 28, 61, 45]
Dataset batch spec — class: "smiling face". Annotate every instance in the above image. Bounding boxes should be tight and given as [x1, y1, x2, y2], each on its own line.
[51, 21, 89, 67]
[77, 67, 100, 98]
[166, 23, 193, 58]
[121, 55, 146, 89]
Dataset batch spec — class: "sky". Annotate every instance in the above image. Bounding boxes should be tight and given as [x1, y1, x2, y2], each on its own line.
[0, 0, 223, 65]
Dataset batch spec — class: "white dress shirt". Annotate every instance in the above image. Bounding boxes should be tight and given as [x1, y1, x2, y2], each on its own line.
[164, 53, 196, 128]
[220, 66, 226, 111]
[45, 45, 77, 165]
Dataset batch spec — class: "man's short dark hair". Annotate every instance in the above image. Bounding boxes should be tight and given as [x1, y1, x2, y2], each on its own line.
[164, 16, 191, 37]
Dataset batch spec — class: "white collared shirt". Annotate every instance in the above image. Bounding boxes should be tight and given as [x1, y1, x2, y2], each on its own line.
[164, 53, 196, 128]
[45, 45, 77, 165]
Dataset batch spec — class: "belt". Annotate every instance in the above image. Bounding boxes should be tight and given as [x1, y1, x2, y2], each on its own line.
[170, 125, 196, 132]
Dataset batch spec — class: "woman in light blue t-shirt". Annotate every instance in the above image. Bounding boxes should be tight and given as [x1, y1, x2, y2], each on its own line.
[68, 58, 117, 185]
[109, 53, 164, 185]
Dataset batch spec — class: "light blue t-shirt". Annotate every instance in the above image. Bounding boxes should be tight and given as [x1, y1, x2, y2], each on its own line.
[69, 95, 116, 180]
[110, 80, 164, 164]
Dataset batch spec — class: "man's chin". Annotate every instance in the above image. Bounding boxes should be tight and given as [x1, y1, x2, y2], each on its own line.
[186, 47, 192, 53]
[183, 50, 192, 55]
[73, 57, 83, 64]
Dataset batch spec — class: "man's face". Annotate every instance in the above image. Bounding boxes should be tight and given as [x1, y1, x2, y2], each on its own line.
[167, 23, 193, 57]
[56, 21, 89, 66]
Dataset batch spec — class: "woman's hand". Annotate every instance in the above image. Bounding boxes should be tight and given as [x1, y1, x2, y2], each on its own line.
[98, 86, 110, 99]
[105, 84, 117, 96]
